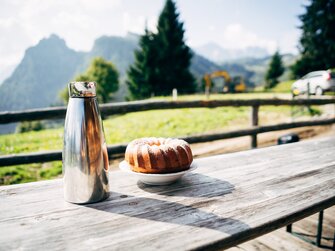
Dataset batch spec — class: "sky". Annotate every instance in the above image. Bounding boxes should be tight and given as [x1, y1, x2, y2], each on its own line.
[0, 0, 307, 83]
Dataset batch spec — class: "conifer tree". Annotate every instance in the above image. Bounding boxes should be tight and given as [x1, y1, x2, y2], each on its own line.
[154, 0, 195, 95]
[126, 0, 195, 99]
[292, 0, 335, 77]
[265, 51, 285, 89]
[126, 29, 158, 100]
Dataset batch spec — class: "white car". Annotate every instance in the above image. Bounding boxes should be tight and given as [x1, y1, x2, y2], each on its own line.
[291, 70, 335, 96]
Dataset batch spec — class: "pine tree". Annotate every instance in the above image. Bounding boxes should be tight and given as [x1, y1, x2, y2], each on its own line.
[126, 0, 195, 100]
[155, 0, 195, 95]
[291, 0, 335, 77]
[265, 51, 285, 89]
[126, 29, 158, 100]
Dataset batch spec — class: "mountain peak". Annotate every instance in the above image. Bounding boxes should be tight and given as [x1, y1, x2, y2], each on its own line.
[199, 42, 223, 49]
[23, 34, 69, 59]
[126, 32, 140, 41]
[38, 33, 66, 47]
[49, 33, 62, 40]
[195, 42, 270, 63]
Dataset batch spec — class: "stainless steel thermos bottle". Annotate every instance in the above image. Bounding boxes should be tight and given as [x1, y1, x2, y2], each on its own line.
[63, 82, 109, 204]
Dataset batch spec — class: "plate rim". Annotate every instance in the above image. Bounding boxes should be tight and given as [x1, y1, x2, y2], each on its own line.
[119, 160, 197, 177]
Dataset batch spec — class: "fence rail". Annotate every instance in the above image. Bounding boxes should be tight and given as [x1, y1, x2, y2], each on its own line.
[0, 98, 334, 167]
[1, 98, 334, 124]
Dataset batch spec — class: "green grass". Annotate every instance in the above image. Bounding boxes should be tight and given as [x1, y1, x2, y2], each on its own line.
[0, 128, 63, 155]
[0, 107, 249, 156]
[152, 92, 291, 100]
[104, 106, 250, 143]
[0, 92, 316, 185]
[252, 80, 296, 93]
[271, 80, 295, 93]
[0, 161, 62, 185]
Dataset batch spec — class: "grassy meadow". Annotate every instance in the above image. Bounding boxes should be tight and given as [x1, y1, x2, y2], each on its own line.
[271, 80, 295, 93]
[1, 92, 319, 185]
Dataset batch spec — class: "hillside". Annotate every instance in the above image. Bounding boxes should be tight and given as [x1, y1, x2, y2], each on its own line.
[195, 42, 298, 86]
[0, 35, 84, 111]
[81, 33, 139, 76]
[224, 54, 298, 86]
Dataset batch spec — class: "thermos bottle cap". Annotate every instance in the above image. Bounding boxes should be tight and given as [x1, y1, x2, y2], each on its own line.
[69, 82, 96, 97]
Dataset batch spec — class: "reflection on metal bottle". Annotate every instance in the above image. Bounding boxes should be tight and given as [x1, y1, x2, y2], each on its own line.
[63, 82, 109, 204]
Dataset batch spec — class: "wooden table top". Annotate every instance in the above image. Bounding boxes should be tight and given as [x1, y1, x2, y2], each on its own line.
[1, 137, 335, 251]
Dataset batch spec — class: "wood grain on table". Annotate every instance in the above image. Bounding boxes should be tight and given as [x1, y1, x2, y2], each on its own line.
[0, 137, 334, 251]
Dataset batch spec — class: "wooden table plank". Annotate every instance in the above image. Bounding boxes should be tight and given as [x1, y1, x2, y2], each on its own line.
[228, 228, 327, 251]
[0, 137, 335, 251]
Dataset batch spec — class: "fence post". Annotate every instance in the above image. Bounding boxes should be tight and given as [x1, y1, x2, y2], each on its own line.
[205, 86, 210, 99]
[251, 105, 259, 148]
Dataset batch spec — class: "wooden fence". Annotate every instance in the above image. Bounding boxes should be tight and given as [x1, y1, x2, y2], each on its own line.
[0, 98, 334, 167]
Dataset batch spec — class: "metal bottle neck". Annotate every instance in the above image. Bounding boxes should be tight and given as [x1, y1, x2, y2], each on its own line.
[69, 82, 97, 98]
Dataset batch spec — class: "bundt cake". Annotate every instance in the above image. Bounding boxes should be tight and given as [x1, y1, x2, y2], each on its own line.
[125, 137, 193, 174]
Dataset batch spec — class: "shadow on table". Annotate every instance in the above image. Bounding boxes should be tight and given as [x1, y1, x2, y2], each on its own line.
[86, 173, 249, 235]
[137, 173, 235, 198]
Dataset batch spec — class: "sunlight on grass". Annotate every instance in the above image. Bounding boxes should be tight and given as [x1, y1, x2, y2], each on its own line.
[151, 92, 291, 100]
[0, 128, 63, 155]
[103, 107, 248, 144]
[0, 161, 62, 185]
[0, 106, 249, 155]
[271, 80, 295, 93]
[252, 81, 295, 93]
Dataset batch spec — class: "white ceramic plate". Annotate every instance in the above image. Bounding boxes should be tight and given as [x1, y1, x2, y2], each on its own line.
[119, 161, 198, 186]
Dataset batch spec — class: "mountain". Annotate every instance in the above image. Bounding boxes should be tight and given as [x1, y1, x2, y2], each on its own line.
[219, 63, 255, 87]
[81, 34, 222, 79]
[190, 52, 221, 77]
[0, 34, 133, 112]
[195, 42, 298, 86]
[74, 34, 140, 102]
[227, 53, 297, 86]
[81, 33, 139, 76]
[195, 42, 269, 63]
[0, 35, 84, 112]
[0, 65, 16, 85]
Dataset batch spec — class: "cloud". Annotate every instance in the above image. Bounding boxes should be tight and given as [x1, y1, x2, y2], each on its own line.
[222, 23, 277, 53]
[122, 12, 157, 34]
[0, 18, 31, 66]
[278, 30, 300, 54]
[122, 12, 146, 34]
[0, 0, 123, 83]
[208, 25, 216, 31]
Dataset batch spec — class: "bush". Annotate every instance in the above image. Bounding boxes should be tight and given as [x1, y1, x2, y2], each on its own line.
[16, 121, 45, 133]
[39, 162, 62, 179]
